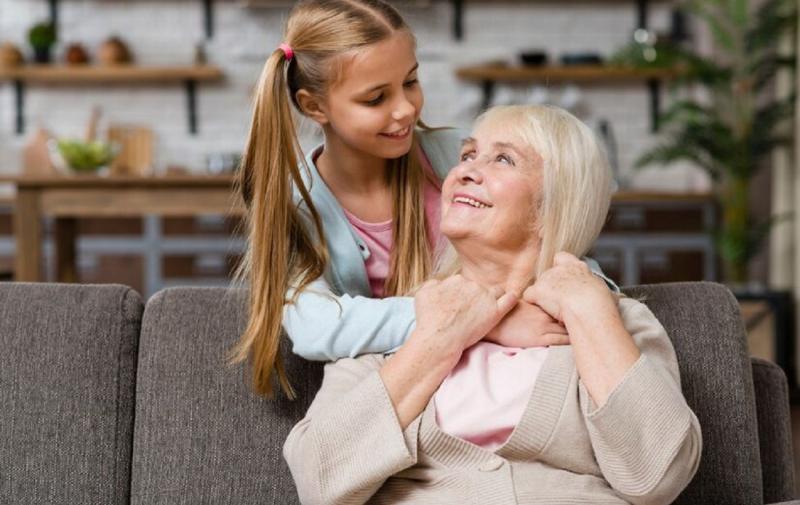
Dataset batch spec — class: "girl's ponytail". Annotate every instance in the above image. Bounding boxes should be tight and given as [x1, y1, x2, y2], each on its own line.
[230, 46, 326, 398]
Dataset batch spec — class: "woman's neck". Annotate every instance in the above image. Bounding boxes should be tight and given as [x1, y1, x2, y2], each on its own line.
[316, 132, 390, 196]
[458, 243, 540, 297]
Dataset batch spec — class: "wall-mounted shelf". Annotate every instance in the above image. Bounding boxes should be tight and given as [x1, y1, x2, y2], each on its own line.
[449, 0, 665, 40]
[455, 63, 678, 131]
[47, 0, 216, 39]
[0, 65, 224, 135]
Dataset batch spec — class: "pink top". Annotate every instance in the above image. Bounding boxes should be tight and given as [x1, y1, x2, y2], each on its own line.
[434, 343, 550, 450]
[342, 148, 442, 298]
[343, 149, 547, 451]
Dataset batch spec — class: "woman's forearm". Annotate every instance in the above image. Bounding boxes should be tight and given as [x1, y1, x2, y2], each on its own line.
[564, 307, 641, 408]
[379, 332, 458, 429]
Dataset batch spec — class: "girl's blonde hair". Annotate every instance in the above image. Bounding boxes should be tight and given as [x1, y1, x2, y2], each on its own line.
[436, 104, 613, 279]
[230, 0, 433, 398]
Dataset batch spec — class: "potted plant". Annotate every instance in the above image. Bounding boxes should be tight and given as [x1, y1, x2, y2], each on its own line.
[28, 22, 57, 64]
[614, 0, 797, 284]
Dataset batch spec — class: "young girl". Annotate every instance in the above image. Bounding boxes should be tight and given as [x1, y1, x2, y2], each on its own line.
[229, 0, 617, 397]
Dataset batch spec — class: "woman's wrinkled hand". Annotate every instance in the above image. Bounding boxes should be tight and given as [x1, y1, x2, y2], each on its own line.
[522, 252, 619, 328]
[484, 301, 569, 348]
[413, 274, 518, 361]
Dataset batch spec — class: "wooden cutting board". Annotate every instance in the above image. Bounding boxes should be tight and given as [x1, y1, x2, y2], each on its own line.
[108, 124, 154, 176]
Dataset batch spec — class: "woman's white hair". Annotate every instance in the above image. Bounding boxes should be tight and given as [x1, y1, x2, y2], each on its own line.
[435, 104, 613, 280]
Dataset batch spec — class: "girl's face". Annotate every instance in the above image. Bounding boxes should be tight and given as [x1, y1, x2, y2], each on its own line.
[440, 120, 544, 254]
[316, 30, 423, 160]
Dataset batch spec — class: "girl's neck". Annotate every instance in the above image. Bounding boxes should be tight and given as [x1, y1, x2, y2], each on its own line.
[316, 132, 390, 196]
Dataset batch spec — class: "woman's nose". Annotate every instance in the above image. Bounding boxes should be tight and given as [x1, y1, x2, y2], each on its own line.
[457, 163, 484, 184]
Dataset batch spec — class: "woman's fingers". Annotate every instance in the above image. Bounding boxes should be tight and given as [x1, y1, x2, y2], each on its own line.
[541, 332, 570, 346]
[496, 292, 518, 316]
[489, 285, 505, 299]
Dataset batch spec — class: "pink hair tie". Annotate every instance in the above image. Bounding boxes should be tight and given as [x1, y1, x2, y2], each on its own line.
[278, 43, 294, 61]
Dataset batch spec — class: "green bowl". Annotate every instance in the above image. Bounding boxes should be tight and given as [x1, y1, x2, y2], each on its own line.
[51, 139, 119, 173]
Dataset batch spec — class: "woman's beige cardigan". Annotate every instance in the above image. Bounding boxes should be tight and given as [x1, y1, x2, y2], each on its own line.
[284, 298, 702, 505]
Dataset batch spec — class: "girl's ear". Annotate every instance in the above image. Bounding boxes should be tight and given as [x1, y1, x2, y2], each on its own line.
[295, 89, 329, 125]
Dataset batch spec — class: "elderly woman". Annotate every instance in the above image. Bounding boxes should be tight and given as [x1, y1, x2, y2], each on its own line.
[283, 104, 702, 505]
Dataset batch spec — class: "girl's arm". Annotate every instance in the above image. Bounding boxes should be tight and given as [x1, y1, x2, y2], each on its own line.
[285, 257, 615, 361]
[283, 276, 415, 361]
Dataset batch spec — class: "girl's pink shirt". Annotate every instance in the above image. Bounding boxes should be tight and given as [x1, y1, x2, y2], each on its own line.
[343, 149, 549, 451]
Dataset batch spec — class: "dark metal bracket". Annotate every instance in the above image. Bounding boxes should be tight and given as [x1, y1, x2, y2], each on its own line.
[186, 80, 198, 135]
[13, 80, 203, 136]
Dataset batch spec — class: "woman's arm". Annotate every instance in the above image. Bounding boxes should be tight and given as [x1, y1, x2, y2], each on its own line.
[283, 355, 421, 505]
[284, 275, 517, 504]
[525, 252, 701, 504]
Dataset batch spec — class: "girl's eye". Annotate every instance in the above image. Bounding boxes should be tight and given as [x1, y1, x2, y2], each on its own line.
[403, 78, 418, 88]
[365, 95, 384, 106]
[460, 150, 475, 161]
[496, 154, 514, 165]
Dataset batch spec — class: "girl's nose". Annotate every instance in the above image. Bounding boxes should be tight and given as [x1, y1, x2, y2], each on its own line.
[392, 96, 415, 122]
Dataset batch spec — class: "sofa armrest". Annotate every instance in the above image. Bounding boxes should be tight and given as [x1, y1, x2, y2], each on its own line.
[768, 501, 800, 504]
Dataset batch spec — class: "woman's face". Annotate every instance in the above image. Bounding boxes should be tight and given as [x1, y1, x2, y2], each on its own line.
[440, 120, 544, 254]
[317, 30, 424, 160]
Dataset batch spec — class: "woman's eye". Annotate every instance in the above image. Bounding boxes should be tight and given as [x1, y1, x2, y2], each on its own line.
[460, 151, 475, 161]
[496, 154, 514, 165]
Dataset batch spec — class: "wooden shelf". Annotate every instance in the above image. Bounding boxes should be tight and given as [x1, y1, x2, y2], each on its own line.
[0, 64, 224, 84]
[456, 64, 678, 83]
[457, 63, 678, 132]
[0, 65, 225, 136]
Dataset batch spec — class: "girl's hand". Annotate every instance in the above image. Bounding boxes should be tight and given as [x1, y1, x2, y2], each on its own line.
[523, 252, 620, 329]
[412, 274, 518, 362]
[484, 301, 569, 348]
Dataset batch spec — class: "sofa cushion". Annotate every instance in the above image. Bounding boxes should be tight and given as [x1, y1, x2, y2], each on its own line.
[0, 283, 142, 505]
[130, 287, 321, 505]
[625, 282, 762, 505]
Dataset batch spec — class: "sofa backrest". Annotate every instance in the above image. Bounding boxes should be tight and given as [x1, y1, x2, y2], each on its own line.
[0, 283, 141, 505]
[129, 287, 321, 505]
[130, 282, 775, 504]
[625, 282, 763, 504]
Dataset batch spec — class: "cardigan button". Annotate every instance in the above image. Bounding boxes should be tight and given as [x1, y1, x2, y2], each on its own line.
[479, 458, 504, 472]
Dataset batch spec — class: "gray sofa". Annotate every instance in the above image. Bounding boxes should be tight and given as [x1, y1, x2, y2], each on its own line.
[0, 281, 797, 504]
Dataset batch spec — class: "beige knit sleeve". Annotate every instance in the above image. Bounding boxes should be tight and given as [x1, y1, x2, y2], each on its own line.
[578, 298, 702, 505]
[283, 354, 421, 505]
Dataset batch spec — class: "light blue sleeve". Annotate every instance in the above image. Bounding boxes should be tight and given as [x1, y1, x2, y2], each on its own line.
[283, 276, 416, 361]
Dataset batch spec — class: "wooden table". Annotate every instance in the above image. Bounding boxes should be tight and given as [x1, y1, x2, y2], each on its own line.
[4, 174, 243, 282]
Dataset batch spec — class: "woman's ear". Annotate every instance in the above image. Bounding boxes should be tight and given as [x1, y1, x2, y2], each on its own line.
[295, 89, 329, 125]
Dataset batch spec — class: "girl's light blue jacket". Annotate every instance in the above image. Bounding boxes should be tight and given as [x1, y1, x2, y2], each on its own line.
[283, 127, 618, 361]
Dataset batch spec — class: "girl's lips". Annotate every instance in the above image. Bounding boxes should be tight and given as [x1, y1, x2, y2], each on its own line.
[380, 126, 411, 140]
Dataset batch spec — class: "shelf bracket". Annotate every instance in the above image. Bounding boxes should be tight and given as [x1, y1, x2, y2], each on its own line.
[14, 80, 25, 135]
[452, 0, 464, 40]
[480, 80, 495, 111]
[647, 78, 661, 132]
[203, 0, 214, 39]
[186, 79, 198, 135]
[636, 0, 649, 30]
[49, 0, 59, 33]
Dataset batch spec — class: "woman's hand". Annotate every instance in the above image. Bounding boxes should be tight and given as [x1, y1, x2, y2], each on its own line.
[412, 274, 518, 362]
[380, 274, 517, 428]
[484, 301, 569, 348]
[524, 251, 640, 408]
[522, 252, 619, 329]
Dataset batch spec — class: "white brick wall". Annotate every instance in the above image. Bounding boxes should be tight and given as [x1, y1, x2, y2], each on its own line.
[0, 0, 709, 191]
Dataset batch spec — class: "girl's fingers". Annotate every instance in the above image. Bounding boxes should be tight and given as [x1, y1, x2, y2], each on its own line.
[522, 284, 538, 304]
[542, 333, 570, 346]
